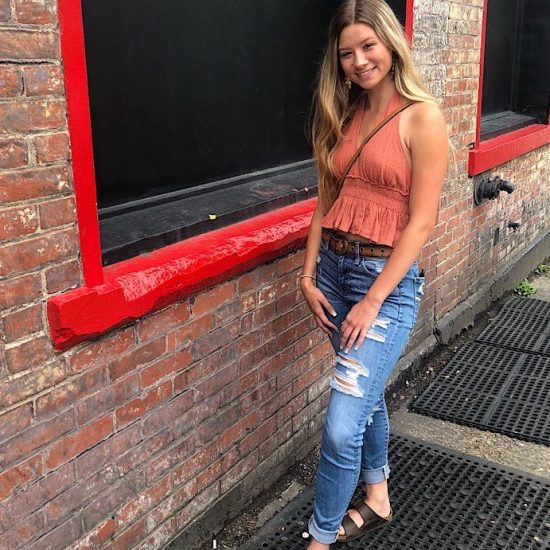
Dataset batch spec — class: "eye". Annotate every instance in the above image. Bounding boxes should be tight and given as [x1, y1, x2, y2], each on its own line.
[339, 51, 352, 59]
[363, 43, 374, 50]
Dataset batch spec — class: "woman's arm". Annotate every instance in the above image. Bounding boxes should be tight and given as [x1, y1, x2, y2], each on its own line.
[300, 202, 339, 335]
[339, 102, 448, 352]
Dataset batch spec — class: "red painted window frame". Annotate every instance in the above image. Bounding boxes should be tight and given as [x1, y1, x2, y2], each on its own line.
[49, 0, 414, 350]
[468, 0, 550, 176]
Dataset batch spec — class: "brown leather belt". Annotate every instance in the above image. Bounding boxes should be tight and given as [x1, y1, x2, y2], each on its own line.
[321, 229, 392, 258]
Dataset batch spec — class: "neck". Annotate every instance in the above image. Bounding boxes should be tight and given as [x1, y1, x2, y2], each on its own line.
[364, 79, 398, 114]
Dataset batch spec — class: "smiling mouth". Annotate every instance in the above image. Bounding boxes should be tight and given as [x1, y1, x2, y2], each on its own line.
[356, 67, 376, 78]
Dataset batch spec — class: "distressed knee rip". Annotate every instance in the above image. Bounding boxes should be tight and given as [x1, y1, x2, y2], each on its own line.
[332, 354, 369, 398]
[365, 317, 390, 343]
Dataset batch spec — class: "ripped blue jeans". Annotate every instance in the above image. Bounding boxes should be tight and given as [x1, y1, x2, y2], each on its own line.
[308, 238, 424, 545]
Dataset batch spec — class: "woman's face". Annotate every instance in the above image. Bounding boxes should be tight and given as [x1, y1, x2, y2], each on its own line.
[338, 22, 393, 90]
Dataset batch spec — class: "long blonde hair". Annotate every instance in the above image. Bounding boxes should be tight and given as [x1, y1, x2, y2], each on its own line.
[312, 0, 439, 211]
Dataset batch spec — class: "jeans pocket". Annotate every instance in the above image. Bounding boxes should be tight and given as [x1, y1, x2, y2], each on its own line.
[359, 258, 387, 277]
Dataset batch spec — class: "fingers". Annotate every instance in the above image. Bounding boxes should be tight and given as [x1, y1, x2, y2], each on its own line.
[313, 315, 333, 336]
[339, 321, 361, 353]
[318, 294, 338, 331]
[353, 329, 369, 351]
[320, 296, 337, 319]
[305, 289, 338, 333]
[312, 305, 338, 333]
[318, 309, 338, 332]
[339, 321, 370, 352]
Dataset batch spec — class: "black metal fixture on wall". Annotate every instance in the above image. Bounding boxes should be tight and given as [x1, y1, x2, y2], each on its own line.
[473, 175, 515, 205]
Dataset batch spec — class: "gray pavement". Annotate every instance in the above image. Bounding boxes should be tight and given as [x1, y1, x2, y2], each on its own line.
[533, 266, 550, 301]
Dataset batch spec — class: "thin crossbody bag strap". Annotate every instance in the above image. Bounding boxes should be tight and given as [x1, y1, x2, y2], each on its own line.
[335, 100, 415, 196]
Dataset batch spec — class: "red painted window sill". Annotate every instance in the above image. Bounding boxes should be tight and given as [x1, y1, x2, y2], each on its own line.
[47, 199, 315, 351]
[468, 124, 550, 176]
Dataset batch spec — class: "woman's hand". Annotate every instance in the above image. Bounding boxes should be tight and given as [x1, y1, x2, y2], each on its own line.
[339, 296, 382, 353]
[300, 279, 339, 336]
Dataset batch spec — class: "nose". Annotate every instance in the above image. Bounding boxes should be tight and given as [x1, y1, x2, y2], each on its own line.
[354, 50, 368, 68]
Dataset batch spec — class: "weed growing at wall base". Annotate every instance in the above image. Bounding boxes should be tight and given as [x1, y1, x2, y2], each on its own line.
[514, 279, 537, 296]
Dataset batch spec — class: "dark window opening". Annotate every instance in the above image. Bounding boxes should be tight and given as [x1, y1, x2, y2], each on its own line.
[480, 0, 550, 141]
[81, 0, 406, 265]
[99, 161, 318, 266]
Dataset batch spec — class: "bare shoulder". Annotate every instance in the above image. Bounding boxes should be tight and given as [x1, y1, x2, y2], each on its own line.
[409, 101, 445, 127]
[404, 101, 447, 145]
[400, 101, 445, 149]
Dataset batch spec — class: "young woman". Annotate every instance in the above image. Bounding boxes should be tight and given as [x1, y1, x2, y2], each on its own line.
[300, 1, 448, 547]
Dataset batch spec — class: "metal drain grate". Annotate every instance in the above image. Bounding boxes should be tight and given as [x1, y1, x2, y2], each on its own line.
[411, 342, 550, 445]
[239, 436, 550, 550]
[477, 299, 550, 356]
[502, 297, 550, 317]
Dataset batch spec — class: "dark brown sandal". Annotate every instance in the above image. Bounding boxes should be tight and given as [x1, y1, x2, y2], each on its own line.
[336, 498, 393, 543]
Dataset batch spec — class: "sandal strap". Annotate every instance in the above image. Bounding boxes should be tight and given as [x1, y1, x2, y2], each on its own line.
[351, 497, 376, 524]
[352, 497, 393, 524]
[341, 513, 362, 539]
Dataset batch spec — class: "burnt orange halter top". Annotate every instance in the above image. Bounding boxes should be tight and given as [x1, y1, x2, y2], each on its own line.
[321, 92, 412, 247]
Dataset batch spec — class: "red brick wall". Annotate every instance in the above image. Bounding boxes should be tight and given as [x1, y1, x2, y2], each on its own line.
[1, 245, 332, 548]
[409, 0, 550, 349]
[1, 1, 549, 549]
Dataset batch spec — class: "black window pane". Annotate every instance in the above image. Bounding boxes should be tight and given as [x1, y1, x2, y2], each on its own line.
[481, 0, 521, 117]
[80, 0, 407, 263]
[517, 0, 550, 122]
[481, 0, 550, 139]
[82, 0, 340, 208]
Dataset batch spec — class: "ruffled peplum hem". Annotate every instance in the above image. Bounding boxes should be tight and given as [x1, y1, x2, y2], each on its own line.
[322, 187, 409, 247]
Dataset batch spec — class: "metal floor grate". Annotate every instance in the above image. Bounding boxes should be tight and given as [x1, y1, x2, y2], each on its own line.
[502, 297, 550, 316]
[411, 342, 550, 445]
[477, 298, 550, 357]
[239, 436, 550, 550]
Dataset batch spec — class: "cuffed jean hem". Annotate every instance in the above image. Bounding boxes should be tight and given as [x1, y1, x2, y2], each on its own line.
[308, 515, 339, 545]
[362, 463, 391, 484]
